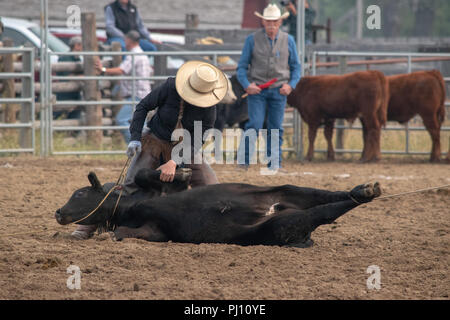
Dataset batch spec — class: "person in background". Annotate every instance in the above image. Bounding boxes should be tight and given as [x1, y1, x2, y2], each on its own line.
[283, 0, 316, 44]
[104, 0, 160, 52]
[54, 36, 83, 120]
[95, 30, 151, 143]
[236, 3, 301, 171]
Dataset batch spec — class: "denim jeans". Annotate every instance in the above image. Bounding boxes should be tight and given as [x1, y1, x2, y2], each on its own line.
[116, 97, 139, 144]
[237, 87, 287, 168]
[107, 37, 157, 52]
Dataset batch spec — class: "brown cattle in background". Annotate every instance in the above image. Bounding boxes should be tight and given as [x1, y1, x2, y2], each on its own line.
[287, 70, 388, 162]
[387, 70, 446, 162]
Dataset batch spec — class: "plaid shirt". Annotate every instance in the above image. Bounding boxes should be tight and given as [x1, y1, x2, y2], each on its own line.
[119, 45, 151, 99]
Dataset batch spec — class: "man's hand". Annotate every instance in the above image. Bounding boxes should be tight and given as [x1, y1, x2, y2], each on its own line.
[246, 83, 262, 95]
[286, 1, 297, 15]
[280, 84, 293, 96]
[156, 160, 177, 182]
[94, 58, 104, 75]
[151, 38, 162, 45]
[126, 141, 142, 158]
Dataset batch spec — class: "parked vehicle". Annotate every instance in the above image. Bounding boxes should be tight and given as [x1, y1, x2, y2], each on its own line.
[49, 26, 185, 68]
[0, 17, 69, 63]
[49, 27, 107, 45]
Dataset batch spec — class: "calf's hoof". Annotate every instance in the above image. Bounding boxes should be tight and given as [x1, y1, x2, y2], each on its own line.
[286, 239, 314, 248]
[109, 231, 123, 242]
[359, 157, 380, 163]
[350, 182, 382, 204]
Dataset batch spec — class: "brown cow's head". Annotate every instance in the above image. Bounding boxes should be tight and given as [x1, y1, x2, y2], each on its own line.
[287, 78, 303, 108]
[55, 172, 110, 226]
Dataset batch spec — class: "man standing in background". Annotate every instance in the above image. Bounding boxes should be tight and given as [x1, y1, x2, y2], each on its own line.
[283, 0, 316, 44]
[95, 30, 151, 143]
[104, 0, 160, 52]
[55, 36, 83, 120]
[236, 3, 301, 171]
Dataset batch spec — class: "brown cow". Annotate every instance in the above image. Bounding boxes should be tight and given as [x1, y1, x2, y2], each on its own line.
[387, 70, 446, 162]
[287, 70, 388, 162]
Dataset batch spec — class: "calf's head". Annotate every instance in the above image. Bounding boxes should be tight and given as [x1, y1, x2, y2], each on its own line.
[55, 172, 109, 226]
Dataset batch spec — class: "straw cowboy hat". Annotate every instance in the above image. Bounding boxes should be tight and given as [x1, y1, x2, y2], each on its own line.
[254, 3, 290, 21]
[175, 61, 228, 108]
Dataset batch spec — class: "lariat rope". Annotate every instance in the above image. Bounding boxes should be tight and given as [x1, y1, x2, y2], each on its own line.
[349, 184, 450, 205]
[374, 184, 450, 201]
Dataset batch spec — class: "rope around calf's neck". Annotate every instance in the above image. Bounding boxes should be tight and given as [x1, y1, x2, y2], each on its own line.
[70, 154, 134, 225]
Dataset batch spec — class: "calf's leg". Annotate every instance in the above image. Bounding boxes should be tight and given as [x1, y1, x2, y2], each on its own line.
[360, 115, 381, 162]
[306, 122, 319, 161]
[249, 182, 381, 247]
[421, 113, 442, 162]
[134, 168, 192, 193]
[324, 119, 335, 161]
[308, 182, 381, 230]
[110, 224, 168, 242]
[269, 185, 354, 210]
[360, 118, 368, 161]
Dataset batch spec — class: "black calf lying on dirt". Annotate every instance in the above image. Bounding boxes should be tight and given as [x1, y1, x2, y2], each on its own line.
[56, 169, 381, 247]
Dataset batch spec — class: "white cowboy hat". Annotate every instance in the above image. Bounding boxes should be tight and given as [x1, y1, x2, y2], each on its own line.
[175, 61, 228, 108]
[254, 4, 290, 21]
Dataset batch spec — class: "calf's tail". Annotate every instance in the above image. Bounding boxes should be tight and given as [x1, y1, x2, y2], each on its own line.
[429, 70, 446, 125]
[376, 71, 389, 128]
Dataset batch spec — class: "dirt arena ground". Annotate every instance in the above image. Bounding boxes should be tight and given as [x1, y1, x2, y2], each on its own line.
[0, 156, 448, 300]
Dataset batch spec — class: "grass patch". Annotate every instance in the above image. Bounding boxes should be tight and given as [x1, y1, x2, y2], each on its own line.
[1, 120, 449, 160]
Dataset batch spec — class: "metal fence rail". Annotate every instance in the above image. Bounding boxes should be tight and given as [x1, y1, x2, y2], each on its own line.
[0, 47, 35, 154]
[310, 51, 450, 157]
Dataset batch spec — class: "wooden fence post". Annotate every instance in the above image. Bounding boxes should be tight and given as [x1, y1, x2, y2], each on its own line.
[326, 18, 332, 44]
[81, 12, 102, 147]
[154, 49, 167, 87]
[110, 41, 122, 118]
[336, 56, 347, 150]
[185, 14, 199, 29]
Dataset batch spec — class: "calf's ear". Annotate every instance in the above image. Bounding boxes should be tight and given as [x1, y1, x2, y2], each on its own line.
[88, 171, 102, 190]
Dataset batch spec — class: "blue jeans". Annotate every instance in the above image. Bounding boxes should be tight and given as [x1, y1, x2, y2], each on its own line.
[107, 37, 157, 52]
[237, 87, 287, 168]
[116, 97, 139, 143]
